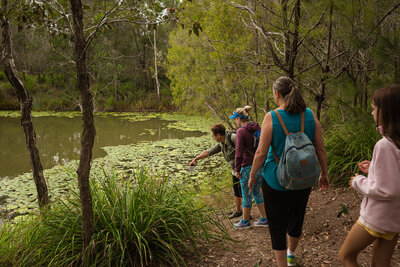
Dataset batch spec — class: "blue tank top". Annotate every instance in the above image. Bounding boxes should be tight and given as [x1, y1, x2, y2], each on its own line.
[262, 108, 316, 191]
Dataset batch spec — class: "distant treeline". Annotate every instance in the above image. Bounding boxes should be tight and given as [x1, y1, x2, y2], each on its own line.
[1, 0, 399, 121]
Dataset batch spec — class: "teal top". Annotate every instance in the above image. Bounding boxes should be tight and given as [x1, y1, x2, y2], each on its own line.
[263, 108, 316, 191]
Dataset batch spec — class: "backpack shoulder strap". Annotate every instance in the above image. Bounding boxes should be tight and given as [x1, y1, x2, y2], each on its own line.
[270, 110, 281, 163]
[227, 131, 235, 146]
[272, 110, 289, 136]
[271, 110, 306, 163]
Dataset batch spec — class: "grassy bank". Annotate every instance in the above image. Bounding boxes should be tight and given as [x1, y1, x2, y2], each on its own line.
[0, 168, 231, 266]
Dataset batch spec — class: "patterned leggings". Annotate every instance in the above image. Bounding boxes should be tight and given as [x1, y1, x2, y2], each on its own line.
[240, 166, 264, 208]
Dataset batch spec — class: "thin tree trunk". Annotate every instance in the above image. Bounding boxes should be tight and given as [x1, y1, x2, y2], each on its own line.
[315, 1, 333, 121]
[316, 83, 325, 120]
[70, 0, 95, 260]
[113, 53, 118, 102]
[287, 0, 301, 79]
[153, 28, 160, 100]
[132, 26, 145, 91]
[1, 0, 49, 208]
[353, 93, 358, 107]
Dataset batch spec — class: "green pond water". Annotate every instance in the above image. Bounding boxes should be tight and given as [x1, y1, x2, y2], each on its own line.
[0, 114, 204, 179]
[0, 112, 228, 219]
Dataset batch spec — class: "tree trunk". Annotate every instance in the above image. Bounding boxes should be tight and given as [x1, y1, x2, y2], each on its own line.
[316, 82, 325, 121]
[70, 0, 95, 260]
[132, 26, 150, 91]
[315, 1, 333, 121]
[353, 93, 358, 108]
[153, 28, 160, 100]
[1, 0, 49, 208]
[287, 0, 301, 79]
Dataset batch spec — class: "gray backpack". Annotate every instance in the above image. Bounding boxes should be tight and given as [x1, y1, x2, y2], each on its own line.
[271, 110, 320, 190]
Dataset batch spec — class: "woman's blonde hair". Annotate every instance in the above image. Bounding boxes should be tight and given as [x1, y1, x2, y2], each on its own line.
[235, 105, 252, 121]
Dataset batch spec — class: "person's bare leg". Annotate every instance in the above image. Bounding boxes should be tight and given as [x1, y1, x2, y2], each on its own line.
[338, 223, 376, 267]
[371, 234, 398, 267]
[256, 202, 267, 218]
[274, 249, 287, 267]
[243, 207, 251, 221]
[234, 196, 242, 212]
[287, 235, 300, 252]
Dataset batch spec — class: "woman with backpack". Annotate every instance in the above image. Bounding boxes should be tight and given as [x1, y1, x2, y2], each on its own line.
[231, 106, 268, 229]
[249, 77, 329, 267]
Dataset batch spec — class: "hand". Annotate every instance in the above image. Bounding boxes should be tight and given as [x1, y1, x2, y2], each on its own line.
[248, 175, 256, 192]
[189, 159, 197, 166]
[358, 161, 370, 173]
[349, 174, 358, 188]
[235, 171, 241, 179]
[318, 174, 329, 191]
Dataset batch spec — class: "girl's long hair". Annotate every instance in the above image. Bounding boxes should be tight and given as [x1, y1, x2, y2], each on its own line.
[273, 76, 306, 114]
[371, 84, 400, 148]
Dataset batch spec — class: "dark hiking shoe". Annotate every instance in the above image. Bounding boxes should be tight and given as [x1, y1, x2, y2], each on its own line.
[228, 210, 242, 219]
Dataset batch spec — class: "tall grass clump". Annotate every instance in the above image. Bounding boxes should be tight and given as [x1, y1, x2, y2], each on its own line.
[0, 168, 230, 266]
[325, 115, 380, 187]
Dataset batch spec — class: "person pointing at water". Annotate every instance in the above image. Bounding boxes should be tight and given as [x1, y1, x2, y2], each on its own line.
[189, 123, 243, 219]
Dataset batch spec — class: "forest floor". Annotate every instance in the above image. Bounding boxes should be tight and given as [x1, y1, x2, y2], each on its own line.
[185, 187, 400, 267]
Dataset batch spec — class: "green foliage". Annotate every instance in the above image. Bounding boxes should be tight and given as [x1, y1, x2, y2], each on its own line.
[325, 112, 380, 187]
[166, 0, 267, 115]
[21, 73, 38, 93]
[0, 168, 230, 266]
[0, 72, 7, 81]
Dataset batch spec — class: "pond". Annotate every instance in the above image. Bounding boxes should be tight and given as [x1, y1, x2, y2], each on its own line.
[0, 114, 204, 179]
[0, 112, 228, 219]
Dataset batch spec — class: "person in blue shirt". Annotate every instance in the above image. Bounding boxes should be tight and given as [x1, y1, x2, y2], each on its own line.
[249, 76, 329, 267]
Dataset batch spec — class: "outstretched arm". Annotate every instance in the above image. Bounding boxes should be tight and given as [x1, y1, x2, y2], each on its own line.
[189, 151, 209, 166]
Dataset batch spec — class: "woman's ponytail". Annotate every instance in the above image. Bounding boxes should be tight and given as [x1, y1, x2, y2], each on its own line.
[235, 105, 252, 121]
[273, 76, 306, 114]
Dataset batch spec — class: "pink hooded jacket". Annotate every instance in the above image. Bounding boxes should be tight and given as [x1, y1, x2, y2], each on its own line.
[352, 136, 400, 233]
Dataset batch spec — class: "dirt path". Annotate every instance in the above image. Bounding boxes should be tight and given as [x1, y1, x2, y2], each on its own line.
[186, 188, 400, 266]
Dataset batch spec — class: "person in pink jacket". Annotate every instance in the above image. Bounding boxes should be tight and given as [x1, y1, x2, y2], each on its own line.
[339, 85, 400, 267]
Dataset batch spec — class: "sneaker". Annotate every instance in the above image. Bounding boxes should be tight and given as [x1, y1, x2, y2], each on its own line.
[287, 255, 296, 266]
[253, 218, 268, 227]
[233, 219, 251, 229]
[228, 210, 242, 219]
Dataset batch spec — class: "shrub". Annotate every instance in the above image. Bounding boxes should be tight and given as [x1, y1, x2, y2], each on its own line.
[0, 168, 230, 266]
[325, 114, 380, 187]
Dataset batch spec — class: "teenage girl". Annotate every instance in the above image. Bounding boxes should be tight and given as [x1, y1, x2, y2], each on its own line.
[230, 106, 268, 229]
[338, 85, 400, 267]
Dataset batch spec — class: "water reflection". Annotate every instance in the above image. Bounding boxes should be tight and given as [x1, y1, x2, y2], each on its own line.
[0, 115, 204, 179]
